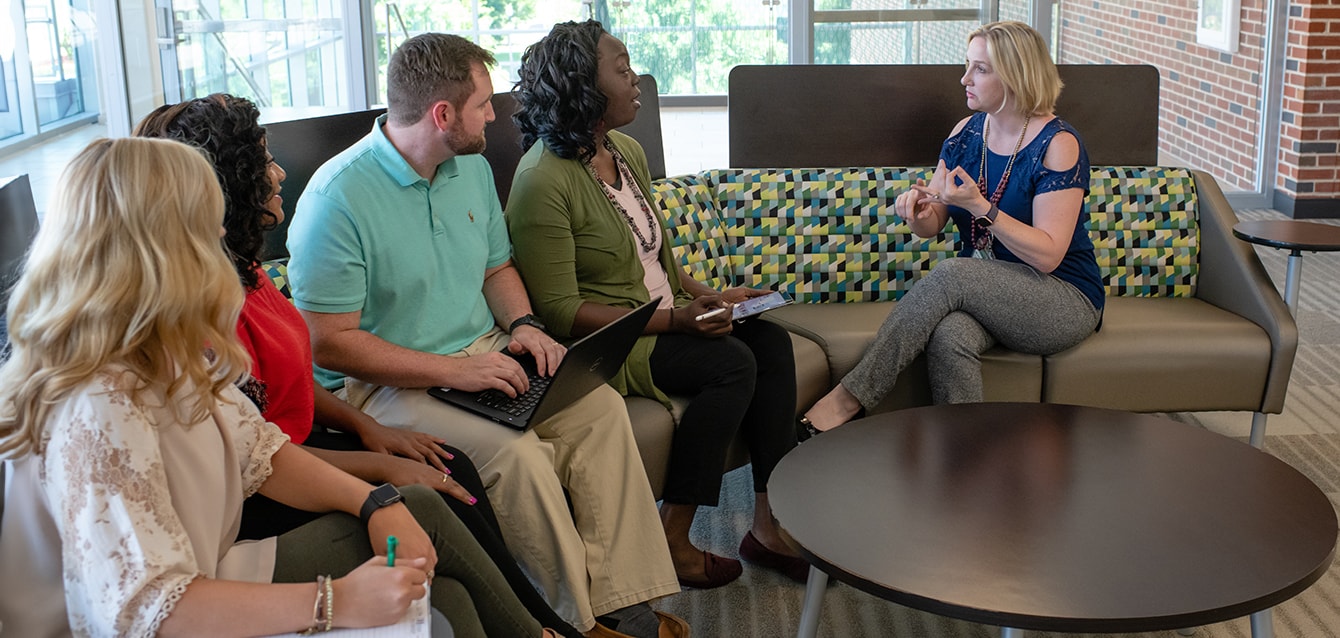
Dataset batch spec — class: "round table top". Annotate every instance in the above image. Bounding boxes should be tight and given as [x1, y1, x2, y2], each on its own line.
[770, 403, 1338, 633]
[1233, 219, 1340, 252]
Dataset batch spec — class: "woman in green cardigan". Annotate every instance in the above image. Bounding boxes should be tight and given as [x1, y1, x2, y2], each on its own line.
[506, 20, 808, 590]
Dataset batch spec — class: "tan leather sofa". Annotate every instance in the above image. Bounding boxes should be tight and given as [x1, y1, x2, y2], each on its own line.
[620, 165, 1296, 496]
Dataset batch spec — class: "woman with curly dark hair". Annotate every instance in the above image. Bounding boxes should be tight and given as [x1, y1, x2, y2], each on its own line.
[506, 21, 808, 589]
[134, 94, 582, 637]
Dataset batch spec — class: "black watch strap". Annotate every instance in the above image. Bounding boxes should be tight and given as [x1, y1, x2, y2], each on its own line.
[359, 483, 403, 526]
[508, 313, 546, 333]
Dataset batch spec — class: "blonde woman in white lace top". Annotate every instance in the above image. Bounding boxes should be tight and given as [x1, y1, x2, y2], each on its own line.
[0, 138, 550, 637]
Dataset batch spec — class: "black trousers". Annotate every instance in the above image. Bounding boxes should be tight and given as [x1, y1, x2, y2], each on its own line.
[650, 317, 798, 506]
[239, 433, 582, 638]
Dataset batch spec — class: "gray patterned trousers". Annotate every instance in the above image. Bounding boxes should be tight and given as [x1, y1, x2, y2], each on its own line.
[842, 257, 1102, 406]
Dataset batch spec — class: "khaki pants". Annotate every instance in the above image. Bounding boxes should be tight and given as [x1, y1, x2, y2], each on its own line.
[341, 329, 678, 632]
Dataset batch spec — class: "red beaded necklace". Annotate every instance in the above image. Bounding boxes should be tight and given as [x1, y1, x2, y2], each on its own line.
[972, 113, 1031, 255]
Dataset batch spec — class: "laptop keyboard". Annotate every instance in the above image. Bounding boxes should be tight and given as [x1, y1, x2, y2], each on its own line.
[476, 373, 552, 416]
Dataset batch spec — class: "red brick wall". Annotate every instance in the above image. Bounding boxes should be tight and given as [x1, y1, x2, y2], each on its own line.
[1056, 1, 1265, 192]
[1056, 0, 1340, 211]
[1277, 0, 1340, 203]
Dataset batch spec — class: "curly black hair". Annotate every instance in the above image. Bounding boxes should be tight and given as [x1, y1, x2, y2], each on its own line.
[134, 94, 274, 290]
[513, 20, 610, 161]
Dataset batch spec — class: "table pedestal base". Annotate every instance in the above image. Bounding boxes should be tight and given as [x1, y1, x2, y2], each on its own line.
[796, 566, 828, 638]
[796, 570, 1278, 638]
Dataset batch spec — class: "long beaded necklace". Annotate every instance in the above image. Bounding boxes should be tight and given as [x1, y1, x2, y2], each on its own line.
[972, 113, 1032, 256]
[584, 137, 659, 253]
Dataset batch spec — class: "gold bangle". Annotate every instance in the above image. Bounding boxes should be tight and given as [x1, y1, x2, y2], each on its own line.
[299, 575, 326, 635]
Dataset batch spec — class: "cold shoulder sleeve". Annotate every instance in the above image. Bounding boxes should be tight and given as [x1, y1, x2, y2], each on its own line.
[40, 374, 203, 637]
[1034, 121, 1090, 196]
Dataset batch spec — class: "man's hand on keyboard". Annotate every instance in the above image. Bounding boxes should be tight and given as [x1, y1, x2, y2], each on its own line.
[508, 324, 567, 377]
[445, 351, 531, 397]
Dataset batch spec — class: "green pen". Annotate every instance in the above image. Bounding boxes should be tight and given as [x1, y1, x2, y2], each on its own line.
[386, 535, 398, 567]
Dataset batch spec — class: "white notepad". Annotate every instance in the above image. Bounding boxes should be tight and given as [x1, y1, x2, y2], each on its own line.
[264, 589, 430, 638]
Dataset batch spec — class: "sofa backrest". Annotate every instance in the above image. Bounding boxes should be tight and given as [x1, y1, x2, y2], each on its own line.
[655, 166, 1199, 303]
[729, 64, 1161, 168]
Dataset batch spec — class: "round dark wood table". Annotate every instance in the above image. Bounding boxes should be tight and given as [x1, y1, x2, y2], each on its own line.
[770, 403, 1337, 638]
[1233, 220, 1340, 316]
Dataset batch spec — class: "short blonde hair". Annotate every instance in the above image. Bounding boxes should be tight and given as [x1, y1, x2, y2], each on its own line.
[968, 20, 1063, 116]
[0, 138, 250, 458]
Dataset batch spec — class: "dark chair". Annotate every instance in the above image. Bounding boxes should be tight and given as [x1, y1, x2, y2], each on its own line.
[486, 74, 665, 208]
[262, 109, 386, 261]
[1, 174, 39, 345]
[728, 64, 1160, 168]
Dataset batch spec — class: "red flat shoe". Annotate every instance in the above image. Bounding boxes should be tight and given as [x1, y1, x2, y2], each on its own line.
[676, 550, 742, 589]
[739, 531, 811, 584]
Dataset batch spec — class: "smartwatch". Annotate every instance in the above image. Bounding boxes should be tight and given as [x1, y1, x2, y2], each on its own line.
[359, 483, 403, 525]
[508, 313, 547, 334]
[979, 204, 1000, 226]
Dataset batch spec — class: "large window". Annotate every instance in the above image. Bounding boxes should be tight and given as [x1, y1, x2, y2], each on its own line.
[813, 0, 986, 65]
[0, 0, 99, 148]
[370, 0, 789, 99]
[601, 0, 789, 96]
[370, 0, 582, 105]
[157, 0, 350, 121]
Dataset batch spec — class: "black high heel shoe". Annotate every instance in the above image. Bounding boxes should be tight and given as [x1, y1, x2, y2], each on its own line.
[797, 415, 822, 443]
[797, 408, 867, 443]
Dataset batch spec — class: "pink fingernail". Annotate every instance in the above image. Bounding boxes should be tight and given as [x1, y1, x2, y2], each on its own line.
[445, 469, 452, 475]
[468, 497, 477, 505]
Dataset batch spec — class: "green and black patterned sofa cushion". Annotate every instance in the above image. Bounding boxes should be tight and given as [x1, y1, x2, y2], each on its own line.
[651, 175, 733, 291]
[652, 166, 1199, 303]
[262, 260, 292, 298]
[1084, 166, 1199, 297]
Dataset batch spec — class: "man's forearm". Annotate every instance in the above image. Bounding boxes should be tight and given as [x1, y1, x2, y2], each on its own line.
[482, 261, 535, 330]
[312, 327, 459, 389]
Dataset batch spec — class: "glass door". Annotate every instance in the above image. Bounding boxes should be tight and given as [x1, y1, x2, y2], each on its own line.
[810, 0, 997, 64]
[154, 0, 352, 121]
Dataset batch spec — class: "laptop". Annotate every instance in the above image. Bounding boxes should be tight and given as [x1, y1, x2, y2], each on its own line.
[427, 298, 659, 430]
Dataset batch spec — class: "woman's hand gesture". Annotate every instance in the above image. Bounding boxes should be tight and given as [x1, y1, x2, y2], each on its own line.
[896, 180, 940, 223]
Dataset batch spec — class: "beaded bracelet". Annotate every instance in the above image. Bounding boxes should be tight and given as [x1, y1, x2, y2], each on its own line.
[322, 574, 334, 632]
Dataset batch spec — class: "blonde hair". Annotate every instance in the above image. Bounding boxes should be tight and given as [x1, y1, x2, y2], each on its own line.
[968, 20, 1063, 117]
[0, 138, 250, 459]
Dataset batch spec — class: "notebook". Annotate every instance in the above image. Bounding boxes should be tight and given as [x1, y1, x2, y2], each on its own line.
[427, 298, 659, 430]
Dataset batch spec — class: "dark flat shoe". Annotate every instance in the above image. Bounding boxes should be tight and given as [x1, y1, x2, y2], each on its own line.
[676, 550, 742, 589]
[739, 530, 811, 584]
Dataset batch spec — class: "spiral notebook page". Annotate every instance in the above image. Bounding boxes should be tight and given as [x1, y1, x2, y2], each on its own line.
[265, 589, 430, 638]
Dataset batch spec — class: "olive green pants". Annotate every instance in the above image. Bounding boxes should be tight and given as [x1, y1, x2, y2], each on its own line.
[271, 484, 540, 638]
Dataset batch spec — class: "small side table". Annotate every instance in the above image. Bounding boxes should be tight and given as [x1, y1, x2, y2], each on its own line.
[1233, 220, 1340, 316]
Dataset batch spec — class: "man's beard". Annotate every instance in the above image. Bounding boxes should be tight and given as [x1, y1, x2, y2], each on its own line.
[448, 123, 486, 155]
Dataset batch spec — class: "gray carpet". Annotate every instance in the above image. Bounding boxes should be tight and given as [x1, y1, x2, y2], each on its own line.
[655, 209, 1340, 637]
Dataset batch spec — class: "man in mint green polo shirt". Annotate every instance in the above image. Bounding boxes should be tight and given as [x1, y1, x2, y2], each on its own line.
[285, 34, 681, 637]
